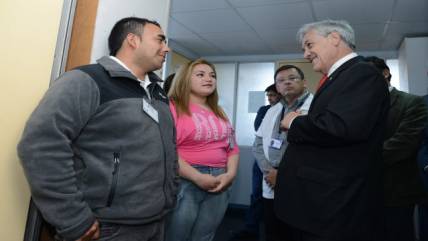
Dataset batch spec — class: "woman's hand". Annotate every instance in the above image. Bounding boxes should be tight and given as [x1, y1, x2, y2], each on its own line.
[193, 173, 221, 191]
[208, 173, 234, 193]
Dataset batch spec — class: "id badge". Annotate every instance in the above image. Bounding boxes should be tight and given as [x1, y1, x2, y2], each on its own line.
[269, 138, 283, 150]
[142, 98, 159, 123]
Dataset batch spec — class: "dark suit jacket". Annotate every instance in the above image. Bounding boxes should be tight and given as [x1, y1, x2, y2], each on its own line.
[384, 88, 428, 206]
[274, 56, 389, 240]
[254, 105, 271, 131]
[418, 95, 428, 190]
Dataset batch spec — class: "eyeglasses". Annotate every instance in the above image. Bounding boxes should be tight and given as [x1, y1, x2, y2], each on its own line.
[266, 93, 279, 97]
[277, 76, 301, 82]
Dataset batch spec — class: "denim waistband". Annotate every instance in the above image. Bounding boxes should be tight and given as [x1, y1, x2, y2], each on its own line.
[191, 165, 226, 176]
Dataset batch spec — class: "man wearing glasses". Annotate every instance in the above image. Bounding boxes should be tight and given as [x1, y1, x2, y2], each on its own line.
[253, 65, 313, 241]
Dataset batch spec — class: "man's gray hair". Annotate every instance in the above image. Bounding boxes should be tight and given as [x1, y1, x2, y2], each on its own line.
[297, 20, 356, 50]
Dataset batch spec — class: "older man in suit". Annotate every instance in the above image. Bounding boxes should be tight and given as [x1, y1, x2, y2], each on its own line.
[418, 94, 428, 241]
[366, 56, 428, 241]
[274, 20, 390, 241]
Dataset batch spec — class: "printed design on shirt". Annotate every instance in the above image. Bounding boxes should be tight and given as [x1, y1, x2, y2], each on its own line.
[193, 113, 207, 141]
[218, 118, 229, 141]
[219, 117, 231, 142]
[208, 115, 219, 140]
[192, 112, 229, 142]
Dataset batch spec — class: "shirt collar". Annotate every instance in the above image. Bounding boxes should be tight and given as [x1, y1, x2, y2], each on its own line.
[282, 90, 310, 108]
[294, 90, 310, 108]
[109, 56, 148, 86]
[327, 52, 358, 77]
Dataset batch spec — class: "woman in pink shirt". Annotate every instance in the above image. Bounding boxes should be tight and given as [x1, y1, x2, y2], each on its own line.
[165, 59, 239, 241]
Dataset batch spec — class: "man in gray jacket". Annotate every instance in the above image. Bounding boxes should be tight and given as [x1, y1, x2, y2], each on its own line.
[253, 65, 313, 241]
[18, 17, 178, 241]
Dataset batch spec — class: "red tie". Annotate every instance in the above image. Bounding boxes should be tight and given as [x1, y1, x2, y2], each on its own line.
[316, 75, 328, 91]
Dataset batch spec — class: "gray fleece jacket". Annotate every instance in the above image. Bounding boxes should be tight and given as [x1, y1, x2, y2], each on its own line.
[17, 56, 179, 241]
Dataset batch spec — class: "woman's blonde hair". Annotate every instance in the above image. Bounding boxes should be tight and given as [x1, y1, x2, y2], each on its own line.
[168, 58, 227, 120]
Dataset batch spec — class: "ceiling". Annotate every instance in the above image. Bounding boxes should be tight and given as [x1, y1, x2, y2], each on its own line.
[167, 0, 428, 58]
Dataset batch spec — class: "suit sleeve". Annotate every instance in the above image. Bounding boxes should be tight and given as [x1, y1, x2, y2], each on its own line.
[287, 64, 388, 146]
[383, 95, 428, 166]
[17, 70, 99, 240]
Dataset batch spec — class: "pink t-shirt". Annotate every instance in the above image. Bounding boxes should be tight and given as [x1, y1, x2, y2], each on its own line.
[169, 101, 239, 167]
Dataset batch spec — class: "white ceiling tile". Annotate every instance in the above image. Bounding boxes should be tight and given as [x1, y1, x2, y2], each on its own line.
[387, 22, 428, 37]
[167, 19, 222, 55]
[200, 31, 272, 55]
[172, 9, 251, 33]
[168, 0, 427, 56]
[271, 43, 302, 53]
[229, 0, 305, 8]
[313, 0, 393, 24]
[168, 19, 194, 37]
[257, 28, 301, 49]
[356, 41, 381, 52]
[170, 37, 223, 56]
[353, 23, 386, 43]
[380, 36, 403, 50]
[237, 2, 314, 30]
[392, 0, 428, 22]
[171, 0, 229, 13]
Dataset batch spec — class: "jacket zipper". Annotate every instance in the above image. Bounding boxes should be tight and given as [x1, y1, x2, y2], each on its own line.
[107, 152, 120, 207]
[151, 101, 168, 209]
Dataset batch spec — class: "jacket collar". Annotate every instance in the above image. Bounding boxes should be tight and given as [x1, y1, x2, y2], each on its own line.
[389, 87, 399, 107]
[310, 55, 364, 106]
[327, 52, 358, 77]
[315, 56, 364, 95]
[97, 56, 162, 83]
[329, 55, 363, 81]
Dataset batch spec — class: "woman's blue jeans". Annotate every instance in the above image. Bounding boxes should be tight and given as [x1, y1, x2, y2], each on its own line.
[165, 166, 230, 241]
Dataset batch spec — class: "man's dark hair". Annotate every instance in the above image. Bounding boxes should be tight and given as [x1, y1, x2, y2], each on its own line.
[163, 73, 175, 94]
[108, 17, 161, 56]
[265, 83, 278, 93]
[274, 65, 305, 82]
[365, 56, 391, 81]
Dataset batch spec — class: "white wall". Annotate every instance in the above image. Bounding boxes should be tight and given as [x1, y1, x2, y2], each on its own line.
[398, 43, 409, 92]
[387, 59, 400, 90]
[399, 37, 428, 95]
[215, 63, 237, 125]
[91, 0, 171, 62]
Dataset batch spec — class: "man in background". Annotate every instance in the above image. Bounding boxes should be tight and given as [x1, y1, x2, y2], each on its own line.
[230, 84, 280, 241]
[418, 94, 428, 241]
[163, 73, 175, 94]
[366, 55, 428, 241]
[18, 17, 177, 241]
[254, 84, 281, 131]
[254, 65, 313, 241]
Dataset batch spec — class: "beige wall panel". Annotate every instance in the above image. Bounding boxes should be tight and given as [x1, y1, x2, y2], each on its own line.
[169, 51, 192, 76]
[0, 0, 62, 240]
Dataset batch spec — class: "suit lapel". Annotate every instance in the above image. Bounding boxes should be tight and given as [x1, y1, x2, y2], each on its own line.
[311, 56, 364, 104]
